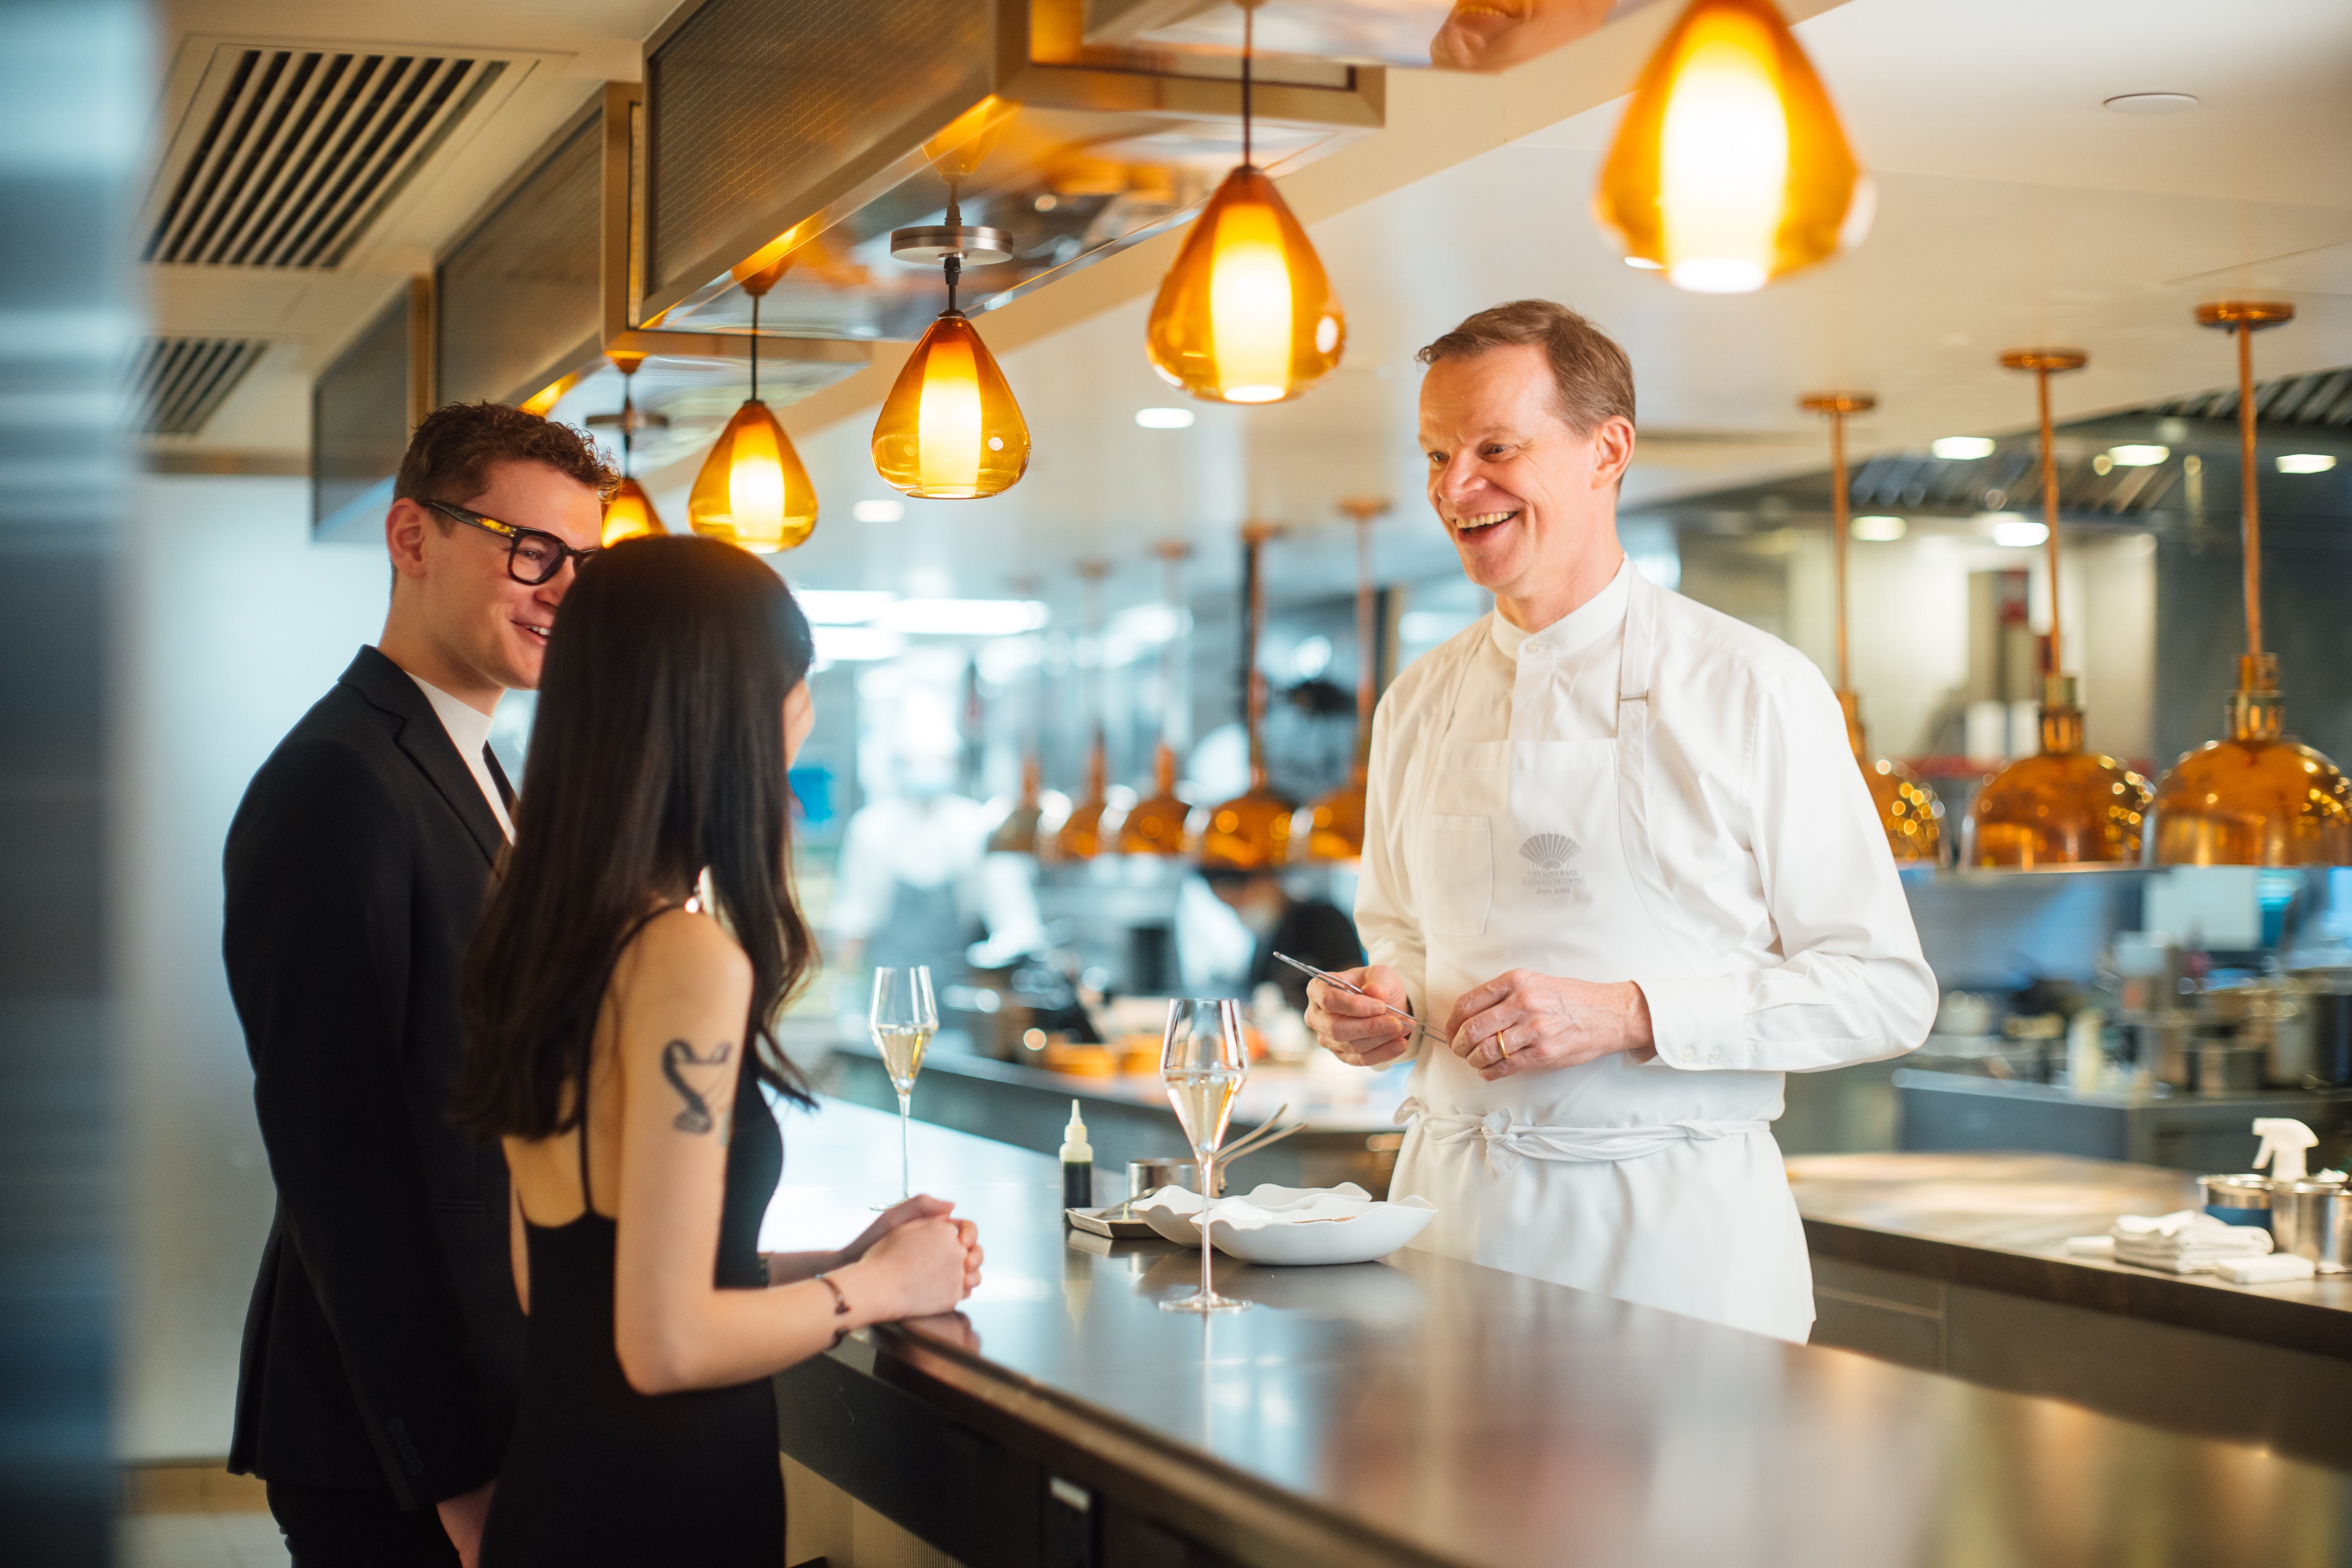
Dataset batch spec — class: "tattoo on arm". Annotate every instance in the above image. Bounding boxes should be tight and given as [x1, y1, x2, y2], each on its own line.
[660, 1039, 734, 1134]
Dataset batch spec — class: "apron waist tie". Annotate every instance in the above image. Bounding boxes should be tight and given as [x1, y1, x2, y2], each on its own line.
[1395, 1095, 1769, 1179]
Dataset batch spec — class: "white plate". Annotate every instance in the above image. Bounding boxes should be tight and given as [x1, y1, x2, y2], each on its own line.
[1134, 1183, 1436, 1266]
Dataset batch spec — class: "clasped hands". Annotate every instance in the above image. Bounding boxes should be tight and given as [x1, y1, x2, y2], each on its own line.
[1304, 965, 1655, 1082]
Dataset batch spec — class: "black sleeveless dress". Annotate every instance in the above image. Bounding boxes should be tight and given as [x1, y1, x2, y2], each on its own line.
[479, 964, 785, 1565]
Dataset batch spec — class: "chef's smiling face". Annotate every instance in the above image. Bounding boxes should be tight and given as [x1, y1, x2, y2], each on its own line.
[1419, 343, 1635, 620]
[390, 457, 604, 695]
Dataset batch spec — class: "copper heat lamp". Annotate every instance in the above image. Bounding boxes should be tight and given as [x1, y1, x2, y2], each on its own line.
[1118, 541, 1194, 854]
[986, 574, 1046, 855]
[1966, 349, 2152, 867]
[1301, 497, 1386, 862]
[1800, 393, 1940, 862]
[1194, 524, 1295, 869]
[1053, 560, 1115, 860]
[2151, 301, 2352, 865]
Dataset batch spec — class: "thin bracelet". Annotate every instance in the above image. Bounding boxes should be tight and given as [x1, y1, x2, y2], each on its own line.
[815, 1272, 851, 1347]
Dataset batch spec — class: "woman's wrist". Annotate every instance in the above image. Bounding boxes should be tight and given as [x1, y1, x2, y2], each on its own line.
[824, 1257, 890, 1330]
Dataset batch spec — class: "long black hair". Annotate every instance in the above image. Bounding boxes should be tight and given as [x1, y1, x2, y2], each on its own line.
[454, 534, 818, 1141]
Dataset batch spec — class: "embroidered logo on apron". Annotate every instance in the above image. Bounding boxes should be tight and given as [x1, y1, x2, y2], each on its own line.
[1518, 832, 1586, 896]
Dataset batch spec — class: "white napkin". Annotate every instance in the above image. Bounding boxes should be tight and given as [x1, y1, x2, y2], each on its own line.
[2109, 1209, 2272, 1273]
[1136, 1182, 1433, 1233]
[2216, 1253, 2316, 1285]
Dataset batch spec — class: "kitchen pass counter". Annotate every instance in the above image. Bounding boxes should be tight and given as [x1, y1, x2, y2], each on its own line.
[760, 1101, 2352, 1567]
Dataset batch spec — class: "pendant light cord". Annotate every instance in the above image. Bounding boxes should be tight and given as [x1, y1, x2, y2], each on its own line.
[944, 252, 962, 316]
[749, 287, 760, 403]
[620, 375, 634, 478]
[1240, 3, 1254, 169]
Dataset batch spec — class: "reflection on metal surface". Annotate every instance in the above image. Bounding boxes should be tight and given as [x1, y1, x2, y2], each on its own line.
[1595, 0, 1868, 293]
[1085, 0, 1635, 72]
[687, 268, 819, 554]
[1197, 525, 1296, 869]
[1970, 351, 2150, 869]
[2154, 302, 2352, 867]
[1802, 393, 1941, 864]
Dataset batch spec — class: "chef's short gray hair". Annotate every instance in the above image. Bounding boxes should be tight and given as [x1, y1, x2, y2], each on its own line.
[1416, 300, 1635, 435]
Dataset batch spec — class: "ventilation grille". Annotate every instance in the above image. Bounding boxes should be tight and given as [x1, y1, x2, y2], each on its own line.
[145, 46, 506, 270]
[436, 112, 600, 407]
[2151, 367, 2352, 429]
[646, 0, 990, 298]
[126, 337, 269, 435]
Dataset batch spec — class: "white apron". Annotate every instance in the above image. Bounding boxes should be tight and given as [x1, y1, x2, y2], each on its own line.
[1389, 576, 1815, 1342]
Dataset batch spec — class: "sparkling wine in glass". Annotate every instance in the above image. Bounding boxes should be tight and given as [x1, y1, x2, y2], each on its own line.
[870, 966, 937, 1207]
[1159, 997, 1249, 1313]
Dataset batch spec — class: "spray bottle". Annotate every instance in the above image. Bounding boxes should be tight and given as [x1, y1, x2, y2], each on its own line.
[1060, 1099, 1094, 1212]
[2253, 1118, 2320, 1183]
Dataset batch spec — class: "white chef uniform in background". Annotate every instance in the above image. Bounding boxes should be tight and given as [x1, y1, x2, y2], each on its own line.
[1357, 557, 1936, 1341]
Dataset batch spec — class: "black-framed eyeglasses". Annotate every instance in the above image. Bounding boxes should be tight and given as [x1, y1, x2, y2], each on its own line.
[427, 500, 601, 586]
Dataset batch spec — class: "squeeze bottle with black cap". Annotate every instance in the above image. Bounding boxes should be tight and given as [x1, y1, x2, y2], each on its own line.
[1060, 1099, 1094, 1211]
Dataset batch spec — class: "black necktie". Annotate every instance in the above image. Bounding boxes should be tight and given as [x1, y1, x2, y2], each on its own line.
[483, 745, 516, 814]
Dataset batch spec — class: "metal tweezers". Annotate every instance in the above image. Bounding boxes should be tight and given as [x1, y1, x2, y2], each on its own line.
[1272, 952, 1442, 1045]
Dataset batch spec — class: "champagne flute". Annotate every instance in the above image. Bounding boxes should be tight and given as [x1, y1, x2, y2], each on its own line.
[870, 966, 937, 1208]
[1159, 997, 1250, 1313]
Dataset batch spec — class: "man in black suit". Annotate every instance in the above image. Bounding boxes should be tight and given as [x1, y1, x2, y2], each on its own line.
[224, 403, 612, 1566]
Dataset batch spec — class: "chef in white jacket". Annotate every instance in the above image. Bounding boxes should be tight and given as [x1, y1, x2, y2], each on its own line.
[1305, 300, 1935, 1342]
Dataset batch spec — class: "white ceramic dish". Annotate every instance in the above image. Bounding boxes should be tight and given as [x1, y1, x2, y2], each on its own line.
[1134, 1183, 1437, 1266]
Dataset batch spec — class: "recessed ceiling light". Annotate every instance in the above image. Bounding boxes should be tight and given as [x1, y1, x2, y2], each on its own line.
[1852, 515, 1906, 541]
[1135, 407, 1195, 429]
[1932, 436, 1997, 460]
[1623, 256, 1664, 270]
[2107, 443, 2169, 467]
[2103, 92, 2199, 116]
[2278, 453, 2337, 474]
[794, 589, 898, 626]
[811, 626, 907, 662]
[871, 598, 1050, 637]
[1987, 514, 2047, 548]
[852, 499, 906, 523]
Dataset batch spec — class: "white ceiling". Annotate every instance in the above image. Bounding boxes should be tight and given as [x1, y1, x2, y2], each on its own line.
[150, 0, 2352, 624]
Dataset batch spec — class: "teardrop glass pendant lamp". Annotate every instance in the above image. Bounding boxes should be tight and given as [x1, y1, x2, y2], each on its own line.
[1144, 3, 1344, 404]
[599, 353, 664, 545]
[2151, 301, 2352, 867]
[1799, 394, 1940, 863]
[1965, 350, 2153, 869]
[689, 266, 818, 553]
[1595, 0, 1869, 293]
[872, 259, 1029, 498]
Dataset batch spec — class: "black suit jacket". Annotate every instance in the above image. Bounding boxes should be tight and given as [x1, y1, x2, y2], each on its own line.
[223, 646, 523, 1509]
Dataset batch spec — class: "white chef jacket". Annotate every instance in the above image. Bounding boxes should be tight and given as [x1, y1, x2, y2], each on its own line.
[828, 791, 1045, 954]
[1355, 561, 1934, 1338]
[1357, 562, 1934, 1078]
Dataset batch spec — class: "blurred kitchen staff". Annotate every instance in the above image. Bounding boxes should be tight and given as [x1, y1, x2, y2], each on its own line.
[1304, 301, 1934, 1342]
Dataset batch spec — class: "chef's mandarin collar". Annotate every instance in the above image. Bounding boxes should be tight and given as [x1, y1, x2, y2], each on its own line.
[1489, 556, 1633, 662]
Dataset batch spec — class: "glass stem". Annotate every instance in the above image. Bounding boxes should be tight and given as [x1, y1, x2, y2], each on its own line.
[1198, 1151, 1214, 1299]
[898, 1091, 912, 1200]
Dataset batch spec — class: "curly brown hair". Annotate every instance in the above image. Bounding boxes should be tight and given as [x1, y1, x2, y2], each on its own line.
[395, 400, 618, 507]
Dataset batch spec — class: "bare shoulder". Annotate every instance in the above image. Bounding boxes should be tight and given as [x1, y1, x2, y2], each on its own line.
[614, 906, 753, 1030]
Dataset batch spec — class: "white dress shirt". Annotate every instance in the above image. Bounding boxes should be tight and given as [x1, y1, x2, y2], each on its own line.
[1355, 561, 1935, 1076]
[408, 672, 514, 840]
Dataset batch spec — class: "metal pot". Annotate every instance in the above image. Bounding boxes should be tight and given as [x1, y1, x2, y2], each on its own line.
[2201, 1173, 2274, 1230]
[2296, 968, 2352, 1087]
[2132, 1009, 2197, 1087]
[2186, 1031, 2267, 1093]
[1127, 1158, 1217, 1199]
[2267, 1180, 2351, 1274]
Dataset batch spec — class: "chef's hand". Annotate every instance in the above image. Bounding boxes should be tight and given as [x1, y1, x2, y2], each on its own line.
[1445, 971, 1656, 1081]
[1304, 965, 1416, 1068]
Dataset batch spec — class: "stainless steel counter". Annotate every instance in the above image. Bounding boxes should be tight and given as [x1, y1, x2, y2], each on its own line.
[762, 1100, 2352, 1567]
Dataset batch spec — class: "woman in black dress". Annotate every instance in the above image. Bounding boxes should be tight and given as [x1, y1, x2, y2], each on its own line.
[453, 536, 982, 1565]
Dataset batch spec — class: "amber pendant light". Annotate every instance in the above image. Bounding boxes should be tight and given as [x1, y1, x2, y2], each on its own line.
[1301, 497, 1386, 863]
[1053, 561, 1115, 861]
[1595, 0, 1868, 294]
[1144, 3, 1345, 404]
[1800, 394, 1940, 862]
[593, 353, 665, 545]
[2151, 302, 2352, 866]
[873, 187, 1028, 499]
[1194, 524, 1295, 869]
[688, 262, 818, 553]
[1120, 540, 1195, 855]
[1965, 350, 2151, 868]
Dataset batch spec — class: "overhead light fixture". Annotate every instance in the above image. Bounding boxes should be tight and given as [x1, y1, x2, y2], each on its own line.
[871, 597, 1048, 637]
[2108, 443, 2169, 467]
[688, 262, 818, 554]
[589, 352, 668, 545]
[1968, 348, 2151, 869]
[1932, 436, 1996, 460]
[1145, 2, 1345, 404]
[1595, 0, 1869, 293]
[1852, 514, 1905, 541]
[813, 626, 907, 662]
[2153, 301, 2352, 866]
[1135, 407, 1196, 429]
[852, 499, 907, 523]
[1193, 523, 1295, 869]
[2278, 453, 2337, 474]
[793, 589, 898, 625]
[2103, 92, 2197, 115]
[1801, 393, 1940, 864]
[1989, 516, 2047, 548]
[872, 192, 1029, 499]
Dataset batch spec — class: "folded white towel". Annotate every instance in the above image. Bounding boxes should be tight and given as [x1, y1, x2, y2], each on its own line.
[2216, 1253, 2317, 1285]
[2109, 1210, 2272, 1273]
[2066, 1235, 2116, 1256]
